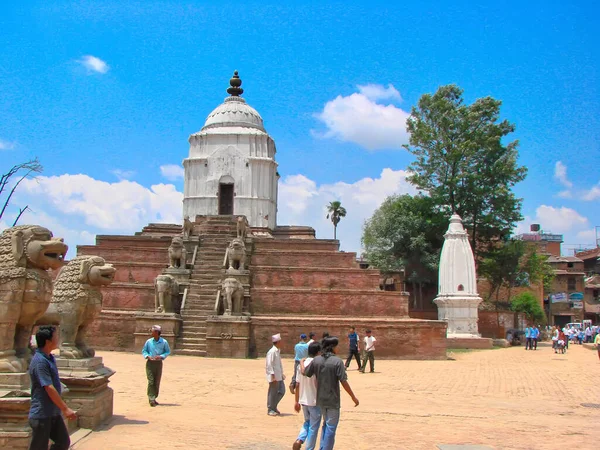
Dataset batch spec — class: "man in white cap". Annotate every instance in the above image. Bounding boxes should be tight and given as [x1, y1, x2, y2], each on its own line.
[265, 333, 285, 416]
[142, 325, 171, 407]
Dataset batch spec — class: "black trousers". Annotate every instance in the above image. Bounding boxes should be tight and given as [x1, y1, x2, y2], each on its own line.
[29, 416, 70, 450]
[345, 348, 361, 369]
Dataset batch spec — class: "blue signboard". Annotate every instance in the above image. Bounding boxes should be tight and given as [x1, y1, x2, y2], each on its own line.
[569, 292, 584, 300]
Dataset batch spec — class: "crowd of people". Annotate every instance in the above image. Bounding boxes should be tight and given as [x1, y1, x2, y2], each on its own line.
[547, 324, 600, 356]
[265, 327, 377, 450]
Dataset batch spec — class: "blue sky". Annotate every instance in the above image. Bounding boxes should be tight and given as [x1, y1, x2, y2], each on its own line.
[1, 1, 598, 256]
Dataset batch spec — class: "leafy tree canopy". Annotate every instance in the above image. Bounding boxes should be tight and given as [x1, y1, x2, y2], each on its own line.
[404, 84, 527, 259]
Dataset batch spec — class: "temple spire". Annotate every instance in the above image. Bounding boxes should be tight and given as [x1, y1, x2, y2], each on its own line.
[226, 70, 244, 97]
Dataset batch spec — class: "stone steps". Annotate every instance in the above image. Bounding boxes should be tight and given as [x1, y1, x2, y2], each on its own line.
[174, 348, 207, 357]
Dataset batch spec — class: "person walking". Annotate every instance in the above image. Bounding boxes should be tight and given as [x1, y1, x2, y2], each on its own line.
[594, 332, 600, 361]
[303, 336, 359, 450]
[344, 326, 361, 370]
[551, 325, 559, 353]
[142, 324, 171, 407]
[28, 325, 77, 450]
[266, 333, 286, 416]
[359, 329, 377, 373]
[524, 326, 532, 350]
[292, 342, 322, 450]
[290, 334, 309, 394]
[531, 325, 539, 350]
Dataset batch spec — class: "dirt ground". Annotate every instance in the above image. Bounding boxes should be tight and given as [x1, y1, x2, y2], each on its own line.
[72, 342, 600, 450]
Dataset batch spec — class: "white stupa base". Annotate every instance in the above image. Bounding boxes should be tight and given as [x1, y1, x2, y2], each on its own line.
[434, 294, 483, 336]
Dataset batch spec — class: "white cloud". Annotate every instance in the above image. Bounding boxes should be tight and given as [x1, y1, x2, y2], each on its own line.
[357, 84, 402, 101]
[314, 84, 410, 150]
[111, 169, 135, 180]
[278, 168, 417, 252]
[18, 174, 182, 231]
[554, 161, 572, 188]
[0, 139, 16, 150]
[530, 205, 588, 234]
[78, 55, 109, 74]
[582, 185, 600, 201]
[557, 190, 572, 199]
[160, 164, 184, 181]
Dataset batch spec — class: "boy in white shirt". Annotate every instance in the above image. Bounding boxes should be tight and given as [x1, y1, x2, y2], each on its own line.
[359, 329, 377, 373]
[293, 342, 322, 450]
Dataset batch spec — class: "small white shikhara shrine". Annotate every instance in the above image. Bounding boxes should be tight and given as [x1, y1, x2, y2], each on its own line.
[182, 71, 278, 229]
[434, 214, 486, 340]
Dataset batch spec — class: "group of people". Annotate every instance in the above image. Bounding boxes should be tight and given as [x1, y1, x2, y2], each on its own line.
[265, 327, 377, 450]
[523, 325, 541, 350]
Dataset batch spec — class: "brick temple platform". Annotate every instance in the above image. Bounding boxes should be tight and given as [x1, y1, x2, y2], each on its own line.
[78, 216, 447, 359]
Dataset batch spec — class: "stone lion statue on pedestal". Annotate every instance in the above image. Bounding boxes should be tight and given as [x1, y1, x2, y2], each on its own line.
[220, 277, 244, 315]
[168, 236, 187, 269]
[182, 215, 193, 238]
[225, 238, 246, 271]
[0, 225, 68, 372]
[154, 274, 178, 313]
[37, 255, 116, 359]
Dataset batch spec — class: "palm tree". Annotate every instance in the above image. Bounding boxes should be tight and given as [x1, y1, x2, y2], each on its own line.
[326, 201, 347, 240]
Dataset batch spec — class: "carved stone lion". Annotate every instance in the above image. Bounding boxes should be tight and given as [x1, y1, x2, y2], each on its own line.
[168, 236, 187, 269]
[236, 216, 248, 240]
[38, 255, 115, 359]
[182, 215, 193, 238]
[0, 225, 68, 372]
[154, 274, 178, 314]
[221, 277, 244, 315]
[225, 238, 246, 271]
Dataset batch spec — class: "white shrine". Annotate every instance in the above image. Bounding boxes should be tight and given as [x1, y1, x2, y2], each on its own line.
[183, 71, 278, 229]
[434, 214, 492, 348]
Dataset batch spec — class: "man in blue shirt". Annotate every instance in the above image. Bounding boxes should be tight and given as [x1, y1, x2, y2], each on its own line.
[142, 325, 171, 407]
[531, 326, 540, 350]
[290, 334, 309, 394]
[344, 326, 361, 370]
[524, 326, 532, 350]
[29, 325, 77, 450]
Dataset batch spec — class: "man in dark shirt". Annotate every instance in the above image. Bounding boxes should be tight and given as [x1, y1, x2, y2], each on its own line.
[28, 325, 76, 450]
[303, 336, 359, 450]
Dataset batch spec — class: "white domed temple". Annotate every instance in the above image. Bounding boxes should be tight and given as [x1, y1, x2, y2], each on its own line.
[183, 71, 278, 229]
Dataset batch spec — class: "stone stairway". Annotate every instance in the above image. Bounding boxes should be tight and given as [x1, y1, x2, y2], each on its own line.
[175, 216, 239, 356]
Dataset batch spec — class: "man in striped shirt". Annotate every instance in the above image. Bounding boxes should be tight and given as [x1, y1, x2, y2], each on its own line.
[142, 325, 171, 407]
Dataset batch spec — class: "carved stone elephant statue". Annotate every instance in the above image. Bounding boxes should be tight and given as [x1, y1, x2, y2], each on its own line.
[221, 277, 244, 315]
[168, 236, 187, 268]
[155, 274, 178, 313]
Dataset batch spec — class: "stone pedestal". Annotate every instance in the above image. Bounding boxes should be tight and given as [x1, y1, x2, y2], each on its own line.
[206, 315, 250, 358]
[134, 312, 182, 352]
[434, 295, 492, 349]
[0, 396, 31, 449]
[163, 267, 192, 281]
[56, 356, 115, 430]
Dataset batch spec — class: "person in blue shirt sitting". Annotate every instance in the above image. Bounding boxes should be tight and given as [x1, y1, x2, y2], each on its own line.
[142, 325, 171, 407]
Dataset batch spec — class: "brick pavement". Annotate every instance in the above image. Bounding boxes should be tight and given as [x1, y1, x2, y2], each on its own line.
[72, 342, 600, 450]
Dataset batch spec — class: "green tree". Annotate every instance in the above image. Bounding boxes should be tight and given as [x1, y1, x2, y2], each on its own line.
[511, 292, 546, 324]
[326, 200, 346, 240]
[404, 85, 527, 259]
[362, 194, 447, 308]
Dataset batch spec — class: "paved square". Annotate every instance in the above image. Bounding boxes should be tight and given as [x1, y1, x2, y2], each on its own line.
[72, 343, 600, 450]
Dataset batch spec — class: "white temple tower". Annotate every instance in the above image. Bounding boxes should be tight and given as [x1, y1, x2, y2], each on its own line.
[183, 71, 278, 229]
[434, 214, 490, 346]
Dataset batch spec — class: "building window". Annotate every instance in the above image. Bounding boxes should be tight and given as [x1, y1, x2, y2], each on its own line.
[567, 277, 576, 291]
[567, 262, 574, 268]
[594, 289, 599, 299]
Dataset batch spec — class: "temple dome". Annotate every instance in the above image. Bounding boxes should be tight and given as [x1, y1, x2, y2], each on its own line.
[202, 96, 265, 131]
